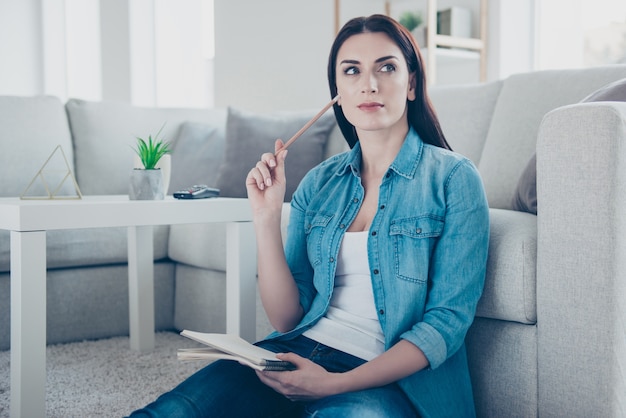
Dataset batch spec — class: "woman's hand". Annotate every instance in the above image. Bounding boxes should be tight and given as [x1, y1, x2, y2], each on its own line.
[257, 340, 430, 402]
[255, 352, 341, 401]
[245, 139, 288, 214]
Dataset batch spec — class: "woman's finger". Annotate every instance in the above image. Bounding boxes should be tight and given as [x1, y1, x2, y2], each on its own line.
[260, 152, 277, 168]
[246, 167, 265, 190]
[255, 160, 273, 187]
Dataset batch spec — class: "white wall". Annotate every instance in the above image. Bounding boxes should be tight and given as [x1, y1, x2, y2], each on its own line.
[213, 0, 337, 112]
[153, 0, 209, 107]
[42, 0, 68, 99]
[101, 0, 130, 102]
[65, 0, 101, 101]
[0, 0, 537, 110]
[129, 0, 157, 106]
[213, 0, 529, 111]
[487, 0, 535, 80]
[212, 0, 486, 112]
[0, 0, 43, 95]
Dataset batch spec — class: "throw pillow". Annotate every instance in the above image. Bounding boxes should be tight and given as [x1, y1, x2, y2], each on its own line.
[216, 106, 336, 201]
[511, 153, 537, 214]
[168, 122, 225, 194]
[511, 77, 626, 214]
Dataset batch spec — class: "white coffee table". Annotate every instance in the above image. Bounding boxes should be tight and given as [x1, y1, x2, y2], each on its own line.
[0, 195, 257, 418]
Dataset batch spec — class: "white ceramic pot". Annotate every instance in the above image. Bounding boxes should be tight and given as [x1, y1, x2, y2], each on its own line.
[129, 168, 164, 200]
[133, 154, 171, 196]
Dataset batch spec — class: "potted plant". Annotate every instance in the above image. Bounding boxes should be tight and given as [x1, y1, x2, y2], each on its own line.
[399, 10, 423, 32]
[399, 10, 426, 47]
[129, 127, 171, 200]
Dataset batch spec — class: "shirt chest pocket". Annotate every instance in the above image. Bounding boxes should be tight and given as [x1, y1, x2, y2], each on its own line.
[304, 212, 334, 267]
[389, 216, 444, 283]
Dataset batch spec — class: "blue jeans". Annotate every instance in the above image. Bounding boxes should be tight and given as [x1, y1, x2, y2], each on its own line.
[128, 335, 417, 418]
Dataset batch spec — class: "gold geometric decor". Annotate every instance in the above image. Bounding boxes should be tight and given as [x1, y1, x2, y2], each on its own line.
[20, 145, 82, 200]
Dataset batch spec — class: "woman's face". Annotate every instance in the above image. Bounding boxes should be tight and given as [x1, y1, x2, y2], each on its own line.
[335, 31, 416, 134]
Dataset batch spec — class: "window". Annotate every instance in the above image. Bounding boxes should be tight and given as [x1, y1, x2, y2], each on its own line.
[582, 0, 626, 66]
[42, 0, 215, 107]
[536, 0, 626, 70]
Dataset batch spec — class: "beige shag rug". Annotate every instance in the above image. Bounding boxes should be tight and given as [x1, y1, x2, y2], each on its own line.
[0, 332, 210, 418]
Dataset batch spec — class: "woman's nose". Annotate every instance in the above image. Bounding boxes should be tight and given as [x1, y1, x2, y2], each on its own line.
[361, 73, 378, 93]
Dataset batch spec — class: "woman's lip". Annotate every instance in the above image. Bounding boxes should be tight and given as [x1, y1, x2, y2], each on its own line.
[358, 102, 384, 110]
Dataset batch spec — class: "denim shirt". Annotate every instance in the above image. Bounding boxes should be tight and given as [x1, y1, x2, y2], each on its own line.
[266, 128, 489, 417]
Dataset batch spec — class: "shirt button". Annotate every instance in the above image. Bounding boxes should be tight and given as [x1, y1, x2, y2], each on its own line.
[339, 224, 345, 229]
[416, 228, 422, 234]
[379, 205, 385, 210]
[385, 173, 391, 178]
[330, 257, 335, 263]
[353, 198, 359, 203]
[371, 231, 377, 236]
[373, 269, 379, 274]
[379, 309, 385, 315]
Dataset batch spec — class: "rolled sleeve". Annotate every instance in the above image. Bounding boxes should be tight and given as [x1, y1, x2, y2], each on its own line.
[401, 322, 448, 369]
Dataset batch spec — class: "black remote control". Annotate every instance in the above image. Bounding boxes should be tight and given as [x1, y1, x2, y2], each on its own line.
[173, 185, 220, 199]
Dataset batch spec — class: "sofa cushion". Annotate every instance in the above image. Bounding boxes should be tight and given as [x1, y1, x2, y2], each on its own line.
[216, 106, 336, 201]
[512, 77, 626, 215]
[169, 203, 290, 271]
[168, 121, 225, 194]
[66, 99, 227, 195]
[478, 66, 626, 209]
[0, 226, 169, 274]
[0, 96, 75, 198]
[169, 223, 227, 271]
[0, 262, 175, 349]
[429, 80, 502, 165]
[172, 206, 539, 325]
[476, 209, 537, 324]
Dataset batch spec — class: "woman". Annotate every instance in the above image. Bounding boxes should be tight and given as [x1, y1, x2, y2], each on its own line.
[130, 14, 489, 418]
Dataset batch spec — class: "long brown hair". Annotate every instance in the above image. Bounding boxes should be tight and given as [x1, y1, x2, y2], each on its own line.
[327, 14, 451, 150]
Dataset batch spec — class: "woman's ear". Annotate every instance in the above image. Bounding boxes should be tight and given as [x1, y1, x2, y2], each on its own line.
[408, 73, 417, 101]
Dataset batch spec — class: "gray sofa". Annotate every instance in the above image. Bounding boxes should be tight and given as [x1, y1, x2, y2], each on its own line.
[1, 64, 625, 417]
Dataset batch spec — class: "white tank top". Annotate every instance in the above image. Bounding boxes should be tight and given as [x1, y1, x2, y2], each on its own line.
[303, 230, 385, 360]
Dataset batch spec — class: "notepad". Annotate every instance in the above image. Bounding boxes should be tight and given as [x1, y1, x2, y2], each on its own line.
[178, 330, 296, 372]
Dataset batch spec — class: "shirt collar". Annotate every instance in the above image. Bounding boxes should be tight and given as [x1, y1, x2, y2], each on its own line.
[334, 127, 423, 180]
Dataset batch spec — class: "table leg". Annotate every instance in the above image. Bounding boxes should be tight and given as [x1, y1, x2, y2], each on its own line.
[10, 230, 46, 418]
[128, 226, 155, 351]
[226, 222, 257, 342]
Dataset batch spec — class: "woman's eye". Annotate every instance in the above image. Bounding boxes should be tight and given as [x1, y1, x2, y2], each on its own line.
[344, 66, 359, 75]
[380, 63, 396, 72]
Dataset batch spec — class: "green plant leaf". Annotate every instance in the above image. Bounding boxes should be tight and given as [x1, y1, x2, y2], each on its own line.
[131, 124, 171, 169]
[399, 10, 422, 32]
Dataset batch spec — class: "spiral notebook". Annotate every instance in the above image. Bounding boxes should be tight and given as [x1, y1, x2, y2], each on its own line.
[178, 330, 296, 372]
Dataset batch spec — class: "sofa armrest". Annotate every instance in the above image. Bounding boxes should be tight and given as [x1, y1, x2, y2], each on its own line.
[536, 101, 626, 416]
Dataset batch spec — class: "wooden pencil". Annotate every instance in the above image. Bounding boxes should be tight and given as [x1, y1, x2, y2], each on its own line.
[275, 95, 340, 155]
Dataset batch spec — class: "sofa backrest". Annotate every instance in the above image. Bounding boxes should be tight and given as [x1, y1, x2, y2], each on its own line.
[66, 99, 227, 195]
[65, 99, 348, 198]
[429, 80, 503, 166]
[0, 95, 75, 197]
[324, 124, 349, 160]
[478, 65, 626, 209]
